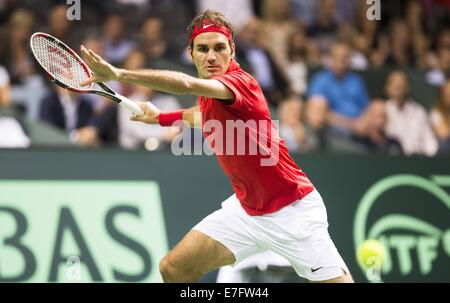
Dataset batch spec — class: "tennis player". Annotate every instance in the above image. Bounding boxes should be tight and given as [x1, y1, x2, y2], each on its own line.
[81, 10, 353, 283]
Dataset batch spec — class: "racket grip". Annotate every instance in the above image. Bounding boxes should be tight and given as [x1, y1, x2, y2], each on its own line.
[117, 95, 144, 115]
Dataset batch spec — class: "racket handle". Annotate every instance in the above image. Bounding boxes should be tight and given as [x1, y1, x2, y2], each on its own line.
[117, 95, 144, 115]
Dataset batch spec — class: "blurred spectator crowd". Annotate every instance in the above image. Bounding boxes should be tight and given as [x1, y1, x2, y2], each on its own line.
[0, 0, 449, 156]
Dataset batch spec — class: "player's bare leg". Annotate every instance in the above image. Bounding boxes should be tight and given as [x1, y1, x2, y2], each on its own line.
[159, 230, 235, 282]
[314, 269, 354, 283]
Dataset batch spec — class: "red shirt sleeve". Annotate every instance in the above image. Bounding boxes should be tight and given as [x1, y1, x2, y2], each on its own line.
[212, 70, 261, 113]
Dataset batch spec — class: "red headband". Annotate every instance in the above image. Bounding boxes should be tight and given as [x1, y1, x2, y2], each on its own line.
[189, 23, 233, 45]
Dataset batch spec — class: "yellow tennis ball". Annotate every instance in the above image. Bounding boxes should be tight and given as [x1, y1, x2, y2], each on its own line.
[357, 239, 387, 269]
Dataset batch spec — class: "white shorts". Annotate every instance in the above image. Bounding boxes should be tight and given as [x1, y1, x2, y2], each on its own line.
[193, 189, 349, 281]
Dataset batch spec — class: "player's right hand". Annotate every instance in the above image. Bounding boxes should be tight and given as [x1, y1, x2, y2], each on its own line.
[130, 101, 161, 124]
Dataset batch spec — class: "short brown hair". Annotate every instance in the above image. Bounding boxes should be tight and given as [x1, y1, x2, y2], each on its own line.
[187, 10, 234, 47]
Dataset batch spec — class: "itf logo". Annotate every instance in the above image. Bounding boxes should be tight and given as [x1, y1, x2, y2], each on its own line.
[66, 0, 81, 21]
[366, 0, 381, 21]
[354, 175, 450, 283]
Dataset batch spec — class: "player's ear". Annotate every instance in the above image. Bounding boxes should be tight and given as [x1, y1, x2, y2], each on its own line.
[230, 43, 235, 59]
[188, 46, 194, 62]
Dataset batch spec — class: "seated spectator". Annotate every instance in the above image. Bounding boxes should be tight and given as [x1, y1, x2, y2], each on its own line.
[374, 18, 431, 70]
[39, 86, 94, 135]
[334, 0, 359, 25]
[285, 30, 320, 97]
[352, 99, 403, 154]
[293, 0, 356, 28]
[306, 0, 339, 55]
[117, 49, 181, 150]
[196, 0, 254, 32]
[405, 0, 433, 70]
[142, 0, 197, 59]
[0, 66, 11, 108]
[102, 13, 135, 65]
[47, 4, 78, 46]
[68, 93, 120, 148]
[113, 0, 152, 21]
[436, 28, 450, 49]
[0, 9, 48, 121]
[0, 9, 35, 84]
[430, 80, 450, 153]
[79, 103, 118, 148]
[235, 17, 289, 104]
[337, 24, 369, 71]
[384, 70, 438, 156]
[353, 1, 379, 58]
[385, 19, 415, 68]
[69, 100, 119, 148]
[119, 85, 181, 151]
[278, 97, 318, 154]
[291, 0, 316, 27]
[0, 65, 30, 148]
[260, 0, 298, 68]
[306, 41, 370, 138]
[139, 17, 169, 62]
[426, 42, 450, 87]
[72, 35, 122, 148]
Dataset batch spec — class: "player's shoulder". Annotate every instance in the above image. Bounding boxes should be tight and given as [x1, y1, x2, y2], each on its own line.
[226, 68, 258, 85]
[238, 70, 261, 93]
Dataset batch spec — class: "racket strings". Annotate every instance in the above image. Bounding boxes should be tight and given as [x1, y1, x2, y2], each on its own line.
[31, 35, 91, 90]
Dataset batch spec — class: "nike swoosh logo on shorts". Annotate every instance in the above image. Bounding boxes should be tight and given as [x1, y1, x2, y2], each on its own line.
[311, 267, 323, 273]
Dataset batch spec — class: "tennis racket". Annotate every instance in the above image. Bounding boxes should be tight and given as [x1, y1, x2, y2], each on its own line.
[29, 32, 144, 115]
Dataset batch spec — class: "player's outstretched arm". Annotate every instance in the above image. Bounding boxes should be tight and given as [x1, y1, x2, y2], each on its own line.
[130, 103, 201, 129]
[80, 47, 234, 101]
[118, 69, 233, 100]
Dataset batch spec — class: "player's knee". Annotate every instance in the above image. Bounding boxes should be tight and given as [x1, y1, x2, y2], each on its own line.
[341, 273, 354, 283]
[314, 270, 354, 283]
[159, 256, 176, 282]
[159, 255, 200, 283]
[330, 272, 354, 283]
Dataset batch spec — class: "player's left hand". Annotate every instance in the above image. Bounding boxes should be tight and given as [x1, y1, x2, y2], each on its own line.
[80, 45, 121, 86]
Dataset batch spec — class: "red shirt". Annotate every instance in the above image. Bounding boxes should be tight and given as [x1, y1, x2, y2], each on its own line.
[199, 60, 314, 216]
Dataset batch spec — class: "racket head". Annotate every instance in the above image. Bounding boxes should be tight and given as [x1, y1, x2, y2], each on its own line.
[30, 32, 94, 92]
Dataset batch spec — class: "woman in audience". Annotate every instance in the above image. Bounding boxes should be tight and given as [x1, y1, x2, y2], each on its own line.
[430, 80, 450, 153]
[384, 70, 438, 156]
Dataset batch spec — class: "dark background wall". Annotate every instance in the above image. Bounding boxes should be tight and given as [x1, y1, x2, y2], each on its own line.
[0, 149, 449, 282]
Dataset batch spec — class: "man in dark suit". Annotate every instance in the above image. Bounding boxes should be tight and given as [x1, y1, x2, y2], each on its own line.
[39, 86, 93, 133]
